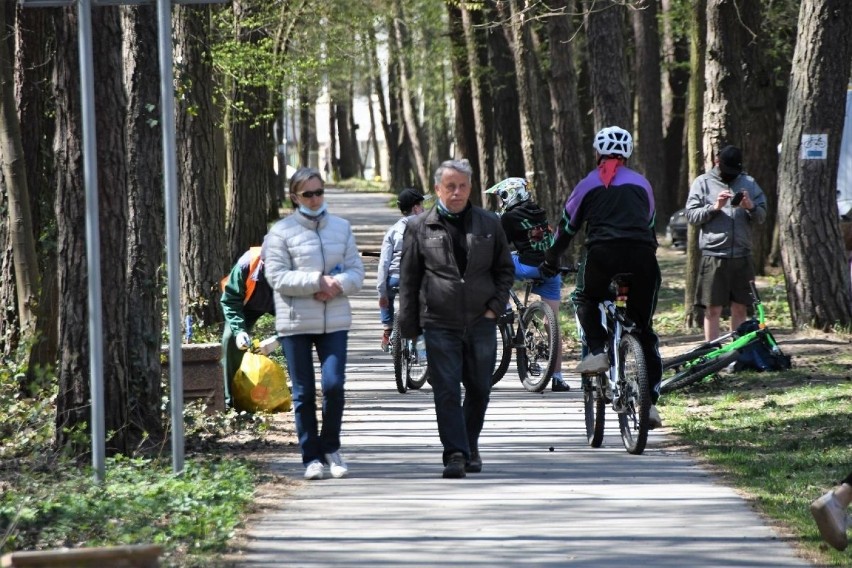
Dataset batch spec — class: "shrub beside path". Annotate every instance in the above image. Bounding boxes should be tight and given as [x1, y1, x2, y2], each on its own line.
[236, 189, 811, 567]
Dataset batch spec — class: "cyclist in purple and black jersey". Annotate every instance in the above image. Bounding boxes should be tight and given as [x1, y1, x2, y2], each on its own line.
[540, 126, 664, 428]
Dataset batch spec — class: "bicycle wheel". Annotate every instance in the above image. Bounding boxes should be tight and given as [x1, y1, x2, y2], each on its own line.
[616, 333, 650, 455]
[582, 374, 606, 447]
[659, 350, 738, 394]
[517, 301, 559, 393]
[492, 323, 513, 385]
[662, 344, 721, 370]
[406, 337, 429, 390]
[391, 317, 406, 394]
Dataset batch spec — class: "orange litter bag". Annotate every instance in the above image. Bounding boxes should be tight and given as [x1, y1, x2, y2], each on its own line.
[232, 352, 292, 413]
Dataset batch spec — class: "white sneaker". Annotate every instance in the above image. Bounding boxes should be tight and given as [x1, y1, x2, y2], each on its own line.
[324, 451, 349, 479]
[574, 352, 609, 374]
[811, 490, 849, 551]
[648, 405, 663, 430]
[304, 459, 325, 480]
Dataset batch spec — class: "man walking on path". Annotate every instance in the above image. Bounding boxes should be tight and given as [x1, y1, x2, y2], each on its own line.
[399, 159, 514, 478]
[238, 188, 812, 568]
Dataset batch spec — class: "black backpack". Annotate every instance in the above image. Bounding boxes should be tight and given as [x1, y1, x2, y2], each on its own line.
[733, 320, 791, 372]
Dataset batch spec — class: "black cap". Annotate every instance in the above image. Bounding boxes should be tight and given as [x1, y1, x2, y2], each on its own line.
[397, 188, 427, 212]
[719, 145, 743, 176]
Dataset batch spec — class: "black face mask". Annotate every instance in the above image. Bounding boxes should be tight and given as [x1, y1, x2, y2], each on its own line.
[720, 172, 739, 184]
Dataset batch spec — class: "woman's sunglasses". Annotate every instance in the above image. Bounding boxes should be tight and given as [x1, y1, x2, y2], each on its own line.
[298, 189, 325, 198]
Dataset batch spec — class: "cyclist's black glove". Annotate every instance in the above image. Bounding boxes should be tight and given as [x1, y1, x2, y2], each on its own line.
[538, 260, 558, 279]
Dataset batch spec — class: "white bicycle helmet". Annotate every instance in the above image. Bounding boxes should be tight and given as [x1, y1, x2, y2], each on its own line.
[593, 126, 633, 159]
[485, 177, 530, 211]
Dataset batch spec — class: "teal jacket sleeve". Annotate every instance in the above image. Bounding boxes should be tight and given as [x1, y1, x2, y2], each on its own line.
[221, 264, 249, 335]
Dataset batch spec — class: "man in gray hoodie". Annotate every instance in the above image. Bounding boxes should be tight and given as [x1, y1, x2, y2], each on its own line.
[685, 145, 767, 341]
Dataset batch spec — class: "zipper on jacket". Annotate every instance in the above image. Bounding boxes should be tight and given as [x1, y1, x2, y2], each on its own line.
[316, 224, 329, 334]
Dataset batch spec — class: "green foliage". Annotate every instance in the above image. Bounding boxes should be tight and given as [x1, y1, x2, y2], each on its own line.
[0, 455, 257, 563]
[0, 362, 56, 462]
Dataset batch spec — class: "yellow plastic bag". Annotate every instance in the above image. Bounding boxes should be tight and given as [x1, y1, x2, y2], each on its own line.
[232, 352, 292, 413]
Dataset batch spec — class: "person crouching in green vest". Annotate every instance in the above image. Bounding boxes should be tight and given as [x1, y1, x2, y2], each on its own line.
[220, 243, 276, 408]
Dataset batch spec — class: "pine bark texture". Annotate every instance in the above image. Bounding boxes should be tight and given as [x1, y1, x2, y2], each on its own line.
[630, 0, 666, 220]
[227, 2, 273, 262]
[485, 0, 524, 182]
[583, 0, 631, 131]
[702, 0, 745, 164]
[448, 5, 481, 198]
[0, 4, 38, 338]
[16, 8, 58, 375]
[92, 7, 131, 454]
[174, 5, 227, 325]
[684, 0, 706, 327]
[546, 0, 585, 225]
[122, 5, 165, 443]
[461, 5, 495, 197]
[777, 0, 852, 329]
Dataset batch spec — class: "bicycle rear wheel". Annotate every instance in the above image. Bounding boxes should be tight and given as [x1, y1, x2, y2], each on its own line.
[406, 337, 429, 390]
[659, 350, 738, 394]
[492, 323, 512, 385]
[517, 301, 559, 392]
[582, 374, 606, 447]
[391, 317, 406, 394]
[616, 333, 650, 455]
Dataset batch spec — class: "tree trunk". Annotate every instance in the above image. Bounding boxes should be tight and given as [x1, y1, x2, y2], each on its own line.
[630, 0, 666, 222]
[448, 4, 481, 197]
[0, 5, 38, 340]
[583, 0, 631, 130]
[503, 0, 547, 196]
[122, 4, 165, 445]
[334, 81, 360, 179]
[227, 2, 273, 261]
[738, 1, 779, 274]
[174, 5, 227, 325]
[660, 0, 689, 217]
[702, 0, 745, 162]
[391, 0, 430, 192]
[54, 7, 132, 455]
[485, 0, 524, 182]
[93, 7, 131, 455]
[778, 0, 852, 330]
[461, 5, 495, 200]
[684, 0, 706, 329]
[15, 7, 58, 378]
[545, 0, 585, 225]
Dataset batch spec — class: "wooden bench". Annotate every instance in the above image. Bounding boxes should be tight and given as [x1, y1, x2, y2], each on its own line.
[1, 544, 163, 567]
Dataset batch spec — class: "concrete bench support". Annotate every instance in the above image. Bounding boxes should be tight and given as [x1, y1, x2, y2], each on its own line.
[161, 342, 225, 413]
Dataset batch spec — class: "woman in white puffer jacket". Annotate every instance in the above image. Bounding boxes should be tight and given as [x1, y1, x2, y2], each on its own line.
[264, 167, 365, 481]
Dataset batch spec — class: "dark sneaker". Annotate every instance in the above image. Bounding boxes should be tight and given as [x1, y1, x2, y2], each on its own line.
[442, 452, 467, 479]
[551, 377, 571, 392]
[465, 451, 482, 473]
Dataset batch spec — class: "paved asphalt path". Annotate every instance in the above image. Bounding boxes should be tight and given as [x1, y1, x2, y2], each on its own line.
[240, 189, 811, 567]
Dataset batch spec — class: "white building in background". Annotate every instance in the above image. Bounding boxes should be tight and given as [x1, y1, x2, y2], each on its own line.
[275, 89, 388, 183]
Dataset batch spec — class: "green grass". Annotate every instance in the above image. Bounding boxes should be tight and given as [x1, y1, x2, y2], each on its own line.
[1, 456, 256, 567]
[660, 375, 851, 566]
[558, 248, 852, 565]
[0, 362, 267, 567]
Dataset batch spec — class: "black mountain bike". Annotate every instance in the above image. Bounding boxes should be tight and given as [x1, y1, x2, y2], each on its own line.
[491, 271, 569, 392]
[388, 288, 429, 394]
[581, 273, 652, 455]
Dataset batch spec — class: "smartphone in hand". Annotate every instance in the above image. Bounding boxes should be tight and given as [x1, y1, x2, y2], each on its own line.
[731, 191, 745, 206]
